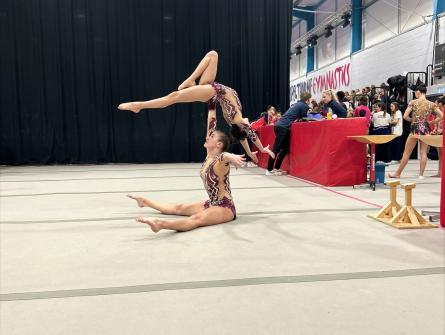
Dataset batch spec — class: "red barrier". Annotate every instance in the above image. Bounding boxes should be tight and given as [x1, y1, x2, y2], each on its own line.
[289, 118, 368, 186]
[254, 118, 368, 186]
[441, 133, 444, 227]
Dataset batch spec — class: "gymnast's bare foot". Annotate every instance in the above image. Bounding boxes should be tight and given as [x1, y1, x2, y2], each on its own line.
[178, 79, 196, 90]
[118, 102, 142, 114]
[136, 217, 162, 233]
[388, 172, 400, 178]
[127, 194, 146, 208]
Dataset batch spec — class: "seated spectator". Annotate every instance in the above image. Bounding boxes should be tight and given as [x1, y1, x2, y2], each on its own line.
[309, 100, 319, 113]
[307, 100, 323, 120]
[353, 96, 371, 129]
[251, 105, 277, 130]
[270, 110, 282, 124]
[322, 90, 347, 118]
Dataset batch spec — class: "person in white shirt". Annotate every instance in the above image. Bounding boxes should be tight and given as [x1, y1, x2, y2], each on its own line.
[371, 102, 392, 162]
[389, 102, 403, 162]
[371, 102, 391, 132]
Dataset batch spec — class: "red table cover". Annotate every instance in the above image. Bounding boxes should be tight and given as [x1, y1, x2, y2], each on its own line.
[288, 118, 368, 186]
[441, 134, 444, 228]
[254, 118, 368, 186]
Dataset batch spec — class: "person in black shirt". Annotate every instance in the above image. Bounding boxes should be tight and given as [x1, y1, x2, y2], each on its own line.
[336, 91, 349, 111]
[322, 90, 347, 118]
[266, 92, 311, 175]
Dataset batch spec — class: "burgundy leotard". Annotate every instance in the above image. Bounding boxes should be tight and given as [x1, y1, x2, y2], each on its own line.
[208, 82, 258, 142]
[200, 154, 236, 219]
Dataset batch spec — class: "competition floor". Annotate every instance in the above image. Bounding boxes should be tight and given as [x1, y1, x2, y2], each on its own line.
[1, 161, 444, 335]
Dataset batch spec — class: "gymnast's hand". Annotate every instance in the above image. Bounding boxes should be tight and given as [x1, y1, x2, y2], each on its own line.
[249, 151, 259, 164]
[261, 145, 275, 160]
[226, 153, 246, 168]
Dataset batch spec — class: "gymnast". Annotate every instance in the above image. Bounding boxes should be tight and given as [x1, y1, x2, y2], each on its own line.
[389, 85, 443, 179]
[129, 103, 245, 233]
[118, 50, 274, 163]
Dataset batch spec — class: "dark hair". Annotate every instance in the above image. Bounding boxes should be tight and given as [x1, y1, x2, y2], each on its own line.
[266, 105, 277, 112]
[438, 96, 445, 105]
[214, 130, 231, 152]
[390, 101, 399, 111]
[336, 91, 345, 101]
[359, 96, 368, 106]
[416, 85, 427, 94]
[300, 91, 312, 101]
[230, 125, 247, 143]
[376, 102, 387, 116]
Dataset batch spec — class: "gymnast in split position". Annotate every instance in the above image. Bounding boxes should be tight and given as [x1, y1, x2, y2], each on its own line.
[129, 103, 245, 232]
[118, 50, 274, 163]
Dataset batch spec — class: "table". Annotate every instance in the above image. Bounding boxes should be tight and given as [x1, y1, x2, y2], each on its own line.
[348, 135, 398, 191]
[418, 135, 442, 148]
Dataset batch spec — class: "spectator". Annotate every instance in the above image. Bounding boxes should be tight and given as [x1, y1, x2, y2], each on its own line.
[389, 102, 403, 162]
[336, 91, 350, 111]
[379, 83, 389, 105]
[353, 96, 371, 129]
[251, 105, 277, 130]
[322, 90, 347, 118]
[370, 102, 391, 162]
[309, 100, 319, 113]
[369, 85, 377, 104]
[271, 111, 282, 124]
[266, 92, 311, 175]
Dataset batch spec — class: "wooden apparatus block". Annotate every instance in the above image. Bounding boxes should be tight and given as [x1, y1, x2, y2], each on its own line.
[368, 182, 437, 229]
[368, 180, 401, 222]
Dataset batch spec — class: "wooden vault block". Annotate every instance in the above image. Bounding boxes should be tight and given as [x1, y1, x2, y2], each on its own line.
[369, 182, 437, 229]
[368, 180, 402, 222]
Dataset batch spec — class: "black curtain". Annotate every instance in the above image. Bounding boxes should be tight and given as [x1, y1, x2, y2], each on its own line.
[0, 0, 292, 165]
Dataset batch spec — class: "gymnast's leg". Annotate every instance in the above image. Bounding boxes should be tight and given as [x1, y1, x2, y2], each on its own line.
[136, 206, 233, 233]
[127, 194, 204, 216]
[178, 50, 219, 90]
[118, 85, 215, 113]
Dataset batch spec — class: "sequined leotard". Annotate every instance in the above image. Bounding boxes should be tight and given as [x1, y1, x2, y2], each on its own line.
[199, 105, 236, 220]
[208, 82, 258, 142]
[409, 98, 437, 135]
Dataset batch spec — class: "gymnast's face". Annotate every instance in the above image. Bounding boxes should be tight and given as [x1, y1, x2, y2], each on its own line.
[204, 132, 222, 150]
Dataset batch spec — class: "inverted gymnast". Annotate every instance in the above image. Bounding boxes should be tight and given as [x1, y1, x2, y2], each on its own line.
[129, 102, 245, 233]
[118, 50, 275, 163]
